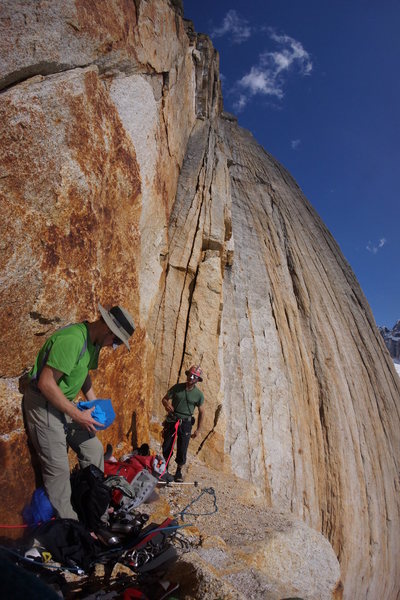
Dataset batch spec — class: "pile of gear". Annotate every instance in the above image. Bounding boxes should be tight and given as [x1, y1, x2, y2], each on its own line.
[0, 444, 194, 600]
[5, 306, 211, 597]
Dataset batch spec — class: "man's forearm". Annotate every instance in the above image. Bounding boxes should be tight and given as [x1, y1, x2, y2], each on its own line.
[38, 369, 81, 420]
[197, 407, 205, 432]
[38, 366, 101, 432]
[83, 386, 96, 401]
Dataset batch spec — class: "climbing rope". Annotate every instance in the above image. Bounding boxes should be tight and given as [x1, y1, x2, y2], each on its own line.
[0, 516, 56, 529]
[176, 487, 218, 521]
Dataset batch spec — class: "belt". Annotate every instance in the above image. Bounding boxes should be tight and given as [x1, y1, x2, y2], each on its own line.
[167, 416, 192, 423]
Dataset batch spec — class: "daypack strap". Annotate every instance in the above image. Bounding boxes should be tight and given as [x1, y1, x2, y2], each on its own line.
[31, 324, 87, 383]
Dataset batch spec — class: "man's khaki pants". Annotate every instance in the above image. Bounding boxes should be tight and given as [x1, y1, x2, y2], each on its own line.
[23, 385, 104, 520]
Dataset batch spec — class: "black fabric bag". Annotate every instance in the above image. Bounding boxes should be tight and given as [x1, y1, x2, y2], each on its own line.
[70, 464, 111, 532]
[33, 518, 100, 570]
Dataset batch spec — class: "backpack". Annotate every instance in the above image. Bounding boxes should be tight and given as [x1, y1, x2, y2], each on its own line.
[33, 518, 99, 571]
[104, 455, 159, 508]
[70, 464, 111, 532]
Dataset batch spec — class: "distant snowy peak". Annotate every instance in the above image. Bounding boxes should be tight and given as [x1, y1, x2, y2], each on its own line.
[379, 320, 400, 361]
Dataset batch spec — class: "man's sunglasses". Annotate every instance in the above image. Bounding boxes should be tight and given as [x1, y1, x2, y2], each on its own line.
[113, 336, 123, 346]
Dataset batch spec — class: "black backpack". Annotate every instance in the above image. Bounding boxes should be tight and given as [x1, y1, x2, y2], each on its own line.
[33, 518, 99, 571]
[70, 464, 111, 532]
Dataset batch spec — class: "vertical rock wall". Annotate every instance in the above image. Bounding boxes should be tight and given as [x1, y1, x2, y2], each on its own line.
[0, 0, 197, 518]
[0, 2, 399, 598]
[151, 100, 400, 597]
[218, 120, 400, 600]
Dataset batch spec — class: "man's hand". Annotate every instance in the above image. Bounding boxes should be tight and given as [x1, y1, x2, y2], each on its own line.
[38, 366, 102, 433]
[73, 405, 102, 433]
[191, 405, 205, 439]
[162, 396, 174, 414]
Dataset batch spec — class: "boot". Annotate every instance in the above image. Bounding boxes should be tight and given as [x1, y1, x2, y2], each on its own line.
[159, 469, 175, 483]
[174, 466, 184, 482]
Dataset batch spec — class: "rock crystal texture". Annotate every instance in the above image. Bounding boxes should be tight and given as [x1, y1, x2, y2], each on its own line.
[0, 2, 399, 599]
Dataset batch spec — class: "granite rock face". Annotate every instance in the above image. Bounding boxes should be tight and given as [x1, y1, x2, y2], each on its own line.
[1, 2, 399, 599]
[0, 0, 197, 452]
[216, 121, 400, 600]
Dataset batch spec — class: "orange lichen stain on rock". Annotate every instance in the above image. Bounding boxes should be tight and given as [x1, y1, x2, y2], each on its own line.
[74, 0, 137, 53]
[0, 96, 62, 373]
[0, 432, 36, 526]
[41, 69, 143, 314]
[119, 327, 151, 446]
[43, 203, 98, 271]
[0, 97, 57, 210]
[93, 327, 152, 453]
[63, 70, 140, 191]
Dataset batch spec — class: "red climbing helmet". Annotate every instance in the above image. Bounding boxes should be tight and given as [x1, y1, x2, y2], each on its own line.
[185, 365, 203, 382]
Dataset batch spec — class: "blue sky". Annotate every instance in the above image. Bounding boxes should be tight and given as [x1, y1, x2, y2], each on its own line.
[183, 0, 400, 327]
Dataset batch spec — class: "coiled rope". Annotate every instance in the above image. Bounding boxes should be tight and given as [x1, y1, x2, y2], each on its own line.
[176, 487, 218, 521]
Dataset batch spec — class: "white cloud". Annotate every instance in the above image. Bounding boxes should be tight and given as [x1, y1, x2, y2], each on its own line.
[238, 66, 284, 98]
[366, 238, 387, 254]
[234, 29, 312, 111]
[291, 139, 301, 149]
[211, 9, 252, 44]
[233, 94, 249, 111]
[265, 31, 313, 75]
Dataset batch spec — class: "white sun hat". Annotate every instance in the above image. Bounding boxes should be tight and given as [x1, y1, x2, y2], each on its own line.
[98, 303, 135, 350]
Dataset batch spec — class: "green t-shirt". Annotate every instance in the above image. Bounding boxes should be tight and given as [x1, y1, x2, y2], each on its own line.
[166, 383, 204, 421]
[29, 323, 100, 400]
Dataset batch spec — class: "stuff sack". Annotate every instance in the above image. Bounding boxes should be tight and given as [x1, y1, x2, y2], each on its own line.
[76, 398, 115, 430]
[22, 487, 55, 527]
[70, 464, 111, 532]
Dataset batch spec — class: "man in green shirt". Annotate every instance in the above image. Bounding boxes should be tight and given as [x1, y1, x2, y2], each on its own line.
[161, 365, 205, 481]
[23, 303, 135, 520]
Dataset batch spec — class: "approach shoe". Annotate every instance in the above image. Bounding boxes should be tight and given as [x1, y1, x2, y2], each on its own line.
[174, 467, 184, 482]
[158, 470, 175, 484]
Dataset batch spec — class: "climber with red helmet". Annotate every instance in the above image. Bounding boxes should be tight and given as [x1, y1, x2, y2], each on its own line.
[161, 365, 205, 481]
